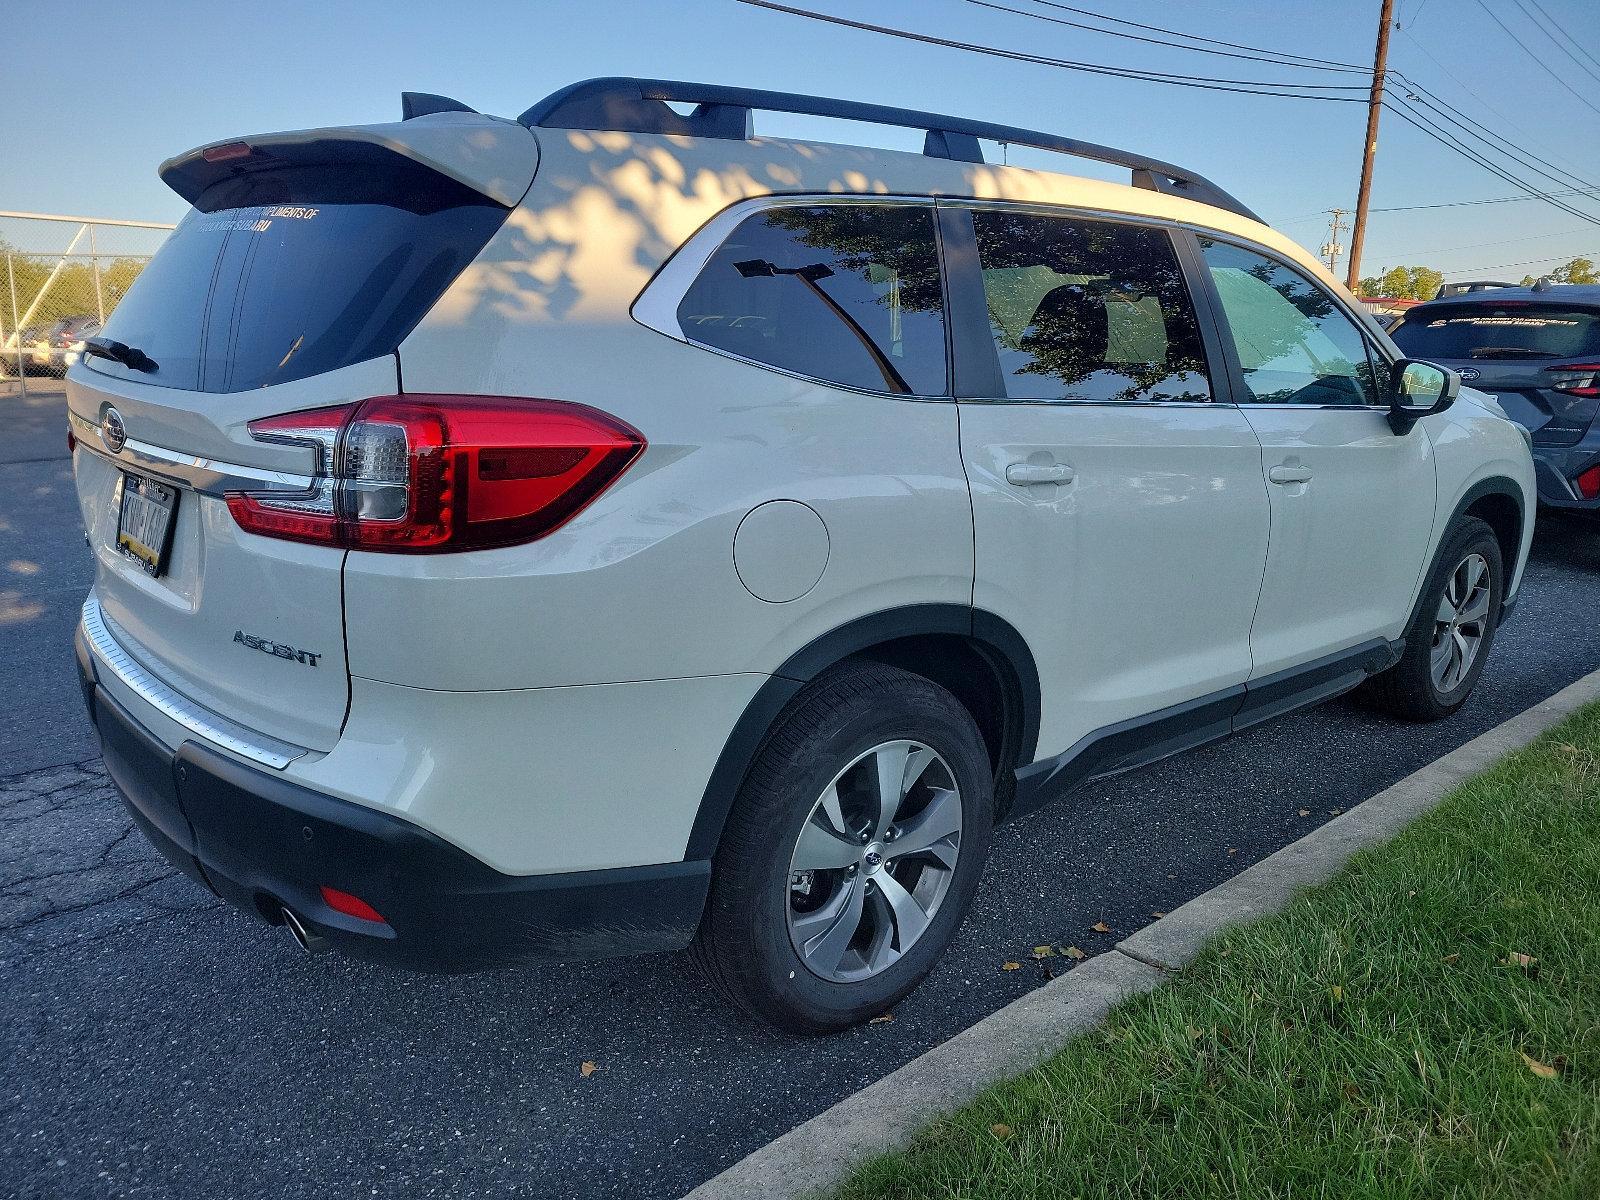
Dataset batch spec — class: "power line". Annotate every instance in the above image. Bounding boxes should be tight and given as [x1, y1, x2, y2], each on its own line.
[962, 0, 1600, 209]
[1365, 226, 1595, 259]
[1382, 99, 1600, 228]
[735, 2, 1371, 100]
[737, 0, 1600, 232]
[961, 0, 1368, 73]
[1510, 0, 1600, 87]
[1372, 188, 1600, 212]
[1469, 0, 1600, 119]
[1018, 0, 1369, 69]
[1392, 79, 1600, 197]
[1443, 249, 1596, 275]
[1395, 27, 1591, 181]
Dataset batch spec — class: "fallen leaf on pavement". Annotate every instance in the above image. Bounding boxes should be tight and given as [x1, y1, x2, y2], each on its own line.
[580, 1061, 598, 1078]
[869, 1012, 895, 1025]
[1030, 944, 1056, 959]
[1520, 1051, 1559, 1080]
[1062, 945, 1086, 960]
[1298, 809, 1311, 817]
[1151, 911, 1166, 918]
[1091, 922, 1111, 933]
[1001, 961, 1021, 971]
[1226, 847, 1238, 856]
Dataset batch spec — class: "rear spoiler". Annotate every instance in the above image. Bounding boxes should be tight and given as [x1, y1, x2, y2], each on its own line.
[159, 111, 538, 208]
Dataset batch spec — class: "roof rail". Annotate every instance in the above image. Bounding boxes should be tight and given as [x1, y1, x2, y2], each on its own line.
[518, 77, 1263, 224]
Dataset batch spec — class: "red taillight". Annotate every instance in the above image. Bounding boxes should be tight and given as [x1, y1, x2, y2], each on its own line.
[225, 395, 644, 553]
[1575, 464, 1600, 500]
[1546, 364, 1600, 399]
[319, 885, 386, 924]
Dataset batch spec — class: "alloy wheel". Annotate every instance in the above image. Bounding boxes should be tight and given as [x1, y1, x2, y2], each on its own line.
[786, 740, 962, 982]
[1431, 551, 1491, 693]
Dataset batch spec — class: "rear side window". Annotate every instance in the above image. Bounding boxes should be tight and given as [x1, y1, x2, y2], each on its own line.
[676, 204, 948, 396]
[971, 210, 1211, 403]
[1392, 305, 1600, 360]
[97, 162, 508, 393]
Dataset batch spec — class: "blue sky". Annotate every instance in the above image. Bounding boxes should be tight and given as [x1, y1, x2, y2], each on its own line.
[4, 0, 1597, 281]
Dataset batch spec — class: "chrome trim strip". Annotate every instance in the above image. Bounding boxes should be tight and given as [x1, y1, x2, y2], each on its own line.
[71, 413, 314, 497]
[81, 596, 307, 770]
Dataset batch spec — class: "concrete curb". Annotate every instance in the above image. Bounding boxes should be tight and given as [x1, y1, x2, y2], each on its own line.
[686, 665, 1600, 1200]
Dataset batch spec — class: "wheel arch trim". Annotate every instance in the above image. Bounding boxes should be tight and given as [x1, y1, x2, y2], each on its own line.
[683, 605, 1040, 861]
[1441, 475, 1528, 618]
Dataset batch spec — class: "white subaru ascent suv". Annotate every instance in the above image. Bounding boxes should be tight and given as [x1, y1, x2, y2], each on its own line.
[69, 79, 1535, 1032]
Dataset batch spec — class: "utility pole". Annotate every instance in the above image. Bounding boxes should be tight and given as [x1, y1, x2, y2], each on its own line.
[1322, 208, 1350, 278]
[1346, 0, 1395, 292]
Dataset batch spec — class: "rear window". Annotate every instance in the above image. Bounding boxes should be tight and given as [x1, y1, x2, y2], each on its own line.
[677, 203, 948, 396]
[1392, 305, 1600, 361]
[96, 161, 507, 393]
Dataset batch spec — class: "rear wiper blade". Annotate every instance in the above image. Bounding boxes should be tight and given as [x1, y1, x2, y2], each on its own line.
[1468, 346, 1558, 359]
[82, 336, 157, 373]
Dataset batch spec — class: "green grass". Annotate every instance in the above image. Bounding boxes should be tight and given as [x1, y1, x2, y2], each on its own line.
[832, 704, 1600, 1200]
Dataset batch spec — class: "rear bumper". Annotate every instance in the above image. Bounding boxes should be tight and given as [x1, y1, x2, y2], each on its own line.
[1532, 442, 1600, 510]
[76, 626, 710, 972]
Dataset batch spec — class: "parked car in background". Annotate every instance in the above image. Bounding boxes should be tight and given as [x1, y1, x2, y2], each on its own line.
[1392, 284, 1600, 513]
[68, 79, 1534, 1032]
[48, 316, 102, 374]
[2, 326, 51, 376]
[1359, 296, 1422, 326]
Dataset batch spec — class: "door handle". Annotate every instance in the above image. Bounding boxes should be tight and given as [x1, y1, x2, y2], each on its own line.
[1005, 462, 1074, 486]
[1267, 464, 1313, 485]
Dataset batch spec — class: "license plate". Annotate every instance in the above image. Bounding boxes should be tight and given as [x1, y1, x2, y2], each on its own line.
[116, 473, 178, 577]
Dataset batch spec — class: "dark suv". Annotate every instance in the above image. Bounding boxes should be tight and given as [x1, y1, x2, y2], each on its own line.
[1392, 284, 1600, 511]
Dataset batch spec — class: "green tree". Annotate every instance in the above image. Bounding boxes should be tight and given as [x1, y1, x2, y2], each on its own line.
[1371, 265, 1444, 300]
[1553, 257, 1598, 284]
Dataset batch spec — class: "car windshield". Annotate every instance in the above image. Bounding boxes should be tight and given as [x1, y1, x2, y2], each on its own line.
[1392, 304, 1600, 360]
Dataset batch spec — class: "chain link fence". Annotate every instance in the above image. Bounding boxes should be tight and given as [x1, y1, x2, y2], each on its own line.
[1, 210, 174, 392]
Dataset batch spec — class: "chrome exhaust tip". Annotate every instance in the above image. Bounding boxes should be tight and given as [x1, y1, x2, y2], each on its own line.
[281, 906, 328, 954]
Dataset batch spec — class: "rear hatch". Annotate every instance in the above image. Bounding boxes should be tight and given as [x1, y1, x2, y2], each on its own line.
[1391, 300, 1600, 445]
[69, 112, 533, 751]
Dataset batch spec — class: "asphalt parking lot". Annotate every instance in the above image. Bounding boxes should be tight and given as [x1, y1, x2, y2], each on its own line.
[4, 383, 1599, 1199]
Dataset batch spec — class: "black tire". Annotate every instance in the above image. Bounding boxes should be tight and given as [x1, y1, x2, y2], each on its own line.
[692, 662, 994, 1034]
[1360, 515, 1504, 721]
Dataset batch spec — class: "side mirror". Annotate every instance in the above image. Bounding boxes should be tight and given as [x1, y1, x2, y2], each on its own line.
[1388, 358, 1459, 433]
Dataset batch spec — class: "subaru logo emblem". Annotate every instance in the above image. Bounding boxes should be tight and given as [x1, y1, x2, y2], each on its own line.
[1458, 367, 1480, 381]
[100, 407, 127, 453]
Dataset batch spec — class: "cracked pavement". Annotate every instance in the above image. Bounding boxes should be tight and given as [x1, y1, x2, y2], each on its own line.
[0, 761, 221, 957]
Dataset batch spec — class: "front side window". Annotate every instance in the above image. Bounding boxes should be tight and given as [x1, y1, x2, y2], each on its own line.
[1200, 239, 1381, 406]
[676, 204, 947, 395]
[971, 210, 1212, 403]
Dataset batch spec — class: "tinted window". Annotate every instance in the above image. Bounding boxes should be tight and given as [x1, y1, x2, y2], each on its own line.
[971, 211, 1210, 402]
[98, 162, 508, 393]
[677, 204, 947, 395]
[1392, 305, 1600, 360]
[1200, 239, 1380, 406]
